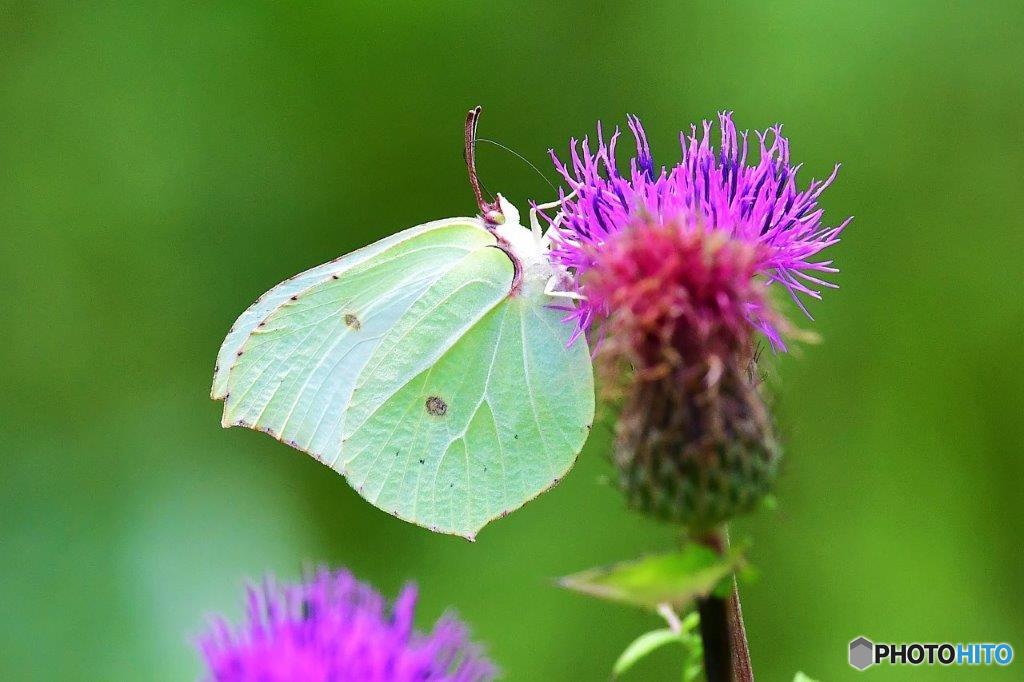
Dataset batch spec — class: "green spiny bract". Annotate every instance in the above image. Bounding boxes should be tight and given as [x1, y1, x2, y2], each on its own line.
[614, 361, 778, 531]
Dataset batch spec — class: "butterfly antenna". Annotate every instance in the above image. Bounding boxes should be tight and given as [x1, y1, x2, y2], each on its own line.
[475, 137, 557, 193]
[464, 106, 504, 225]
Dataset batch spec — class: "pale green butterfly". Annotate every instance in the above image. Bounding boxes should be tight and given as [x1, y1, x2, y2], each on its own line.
[212, 108, 594, 540]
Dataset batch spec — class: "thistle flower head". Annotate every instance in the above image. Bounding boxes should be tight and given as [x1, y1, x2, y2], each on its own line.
[544, 112, 849, 358]
[582, 217, 774, 374]
[198, 567, 495, 682]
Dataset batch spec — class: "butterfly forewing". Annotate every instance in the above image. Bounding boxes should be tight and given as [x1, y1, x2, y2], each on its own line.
[220, 221, 492, 444]
[212, 218, 486, 400]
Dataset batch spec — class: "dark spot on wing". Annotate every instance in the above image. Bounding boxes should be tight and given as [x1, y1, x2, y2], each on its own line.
[290, 295, 298, 301]
[344, 313, 361, 330]
[425, 396, 448, 417]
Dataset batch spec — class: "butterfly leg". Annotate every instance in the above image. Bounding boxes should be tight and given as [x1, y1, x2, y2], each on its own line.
[529, 191, 578, 242]
[543, 274, 586, 301]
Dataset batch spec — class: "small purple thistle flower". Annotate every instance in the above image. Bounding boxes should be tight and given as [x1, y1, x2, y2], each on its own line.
[198, 567, 496, 682]
[543, 112, 850, 350]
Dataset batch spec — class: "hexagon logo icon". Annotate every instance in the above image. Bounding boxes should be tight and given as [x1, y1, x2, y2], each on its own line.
[849, 636, 875, 670]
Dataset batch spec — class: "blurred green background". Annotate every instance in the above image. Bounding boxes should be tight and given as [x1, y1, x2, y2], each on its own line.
[2, 1, 1022, 679]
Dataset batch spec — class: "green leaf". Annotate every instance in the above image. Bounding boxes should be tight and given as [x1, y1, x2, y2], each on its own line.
[558, 545, 745, 611]
[793, 673, 819, 682]
[213, 213, 595, 539]
[683, 658, 703, 682]
[736, 561, 760, 586]
[612, 628, 683, 677]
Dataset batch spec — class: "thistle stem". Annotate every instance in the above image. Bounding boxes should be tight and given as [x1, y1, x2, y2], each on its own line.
[695, 526, 753, 681]
[697, 593, 731, 682]
[694, 528, 732, 681]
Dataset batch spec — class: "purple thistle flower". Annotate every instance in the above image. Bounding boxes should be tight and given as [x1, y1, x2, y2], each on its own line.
[542, 112, 850, 351]
[198, 567, 496, 682]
